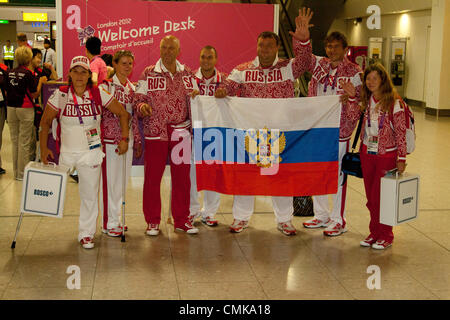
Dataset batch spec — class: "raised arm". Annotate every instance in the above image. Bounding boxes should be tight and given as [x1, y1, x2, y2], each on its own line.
[289, 7, 317, 78]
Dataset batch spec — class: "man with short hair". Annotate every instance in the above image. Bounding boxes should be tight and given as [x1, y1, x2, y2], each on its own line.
[17, 33, 31, 48]
[189, 45, 228, 227]
[215, 26, 311, 236]
[293, 8, 363, 237]
[85, 36, 107, 86]
[134, 35, 199, 236]
[2, 40, 14, 69]
[41, 39, 56, 70]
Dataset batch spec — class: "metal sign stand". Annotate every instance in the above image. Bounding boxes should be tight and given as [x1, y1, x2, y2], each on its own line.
[11, 212, 25, 249]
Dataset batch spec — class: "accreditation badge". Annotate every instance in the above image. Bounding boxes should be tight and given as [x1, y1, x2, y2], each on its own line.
[367, 136, 378, 155]
[85, 127, 101, 150]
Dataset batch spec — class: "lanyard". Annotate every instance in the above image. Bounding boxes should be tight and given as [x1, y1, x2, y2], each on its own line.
[323, 68, 338, 93]
[70, 87, 97, 125]
[367, 105, 385, 130]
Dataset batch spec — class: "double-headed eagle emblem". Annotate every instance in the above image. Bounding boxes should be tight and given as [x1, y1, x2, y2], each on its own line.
[245, 127, 286, 168]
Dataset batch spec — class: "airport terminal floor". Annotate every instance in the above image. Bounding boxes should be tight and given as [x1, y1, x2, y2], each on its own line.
[0, 106, 449, 300]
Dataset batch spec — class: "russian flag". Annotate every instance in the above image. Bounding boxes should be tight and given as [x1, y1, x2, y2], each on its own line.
[191, 95, 341, 196]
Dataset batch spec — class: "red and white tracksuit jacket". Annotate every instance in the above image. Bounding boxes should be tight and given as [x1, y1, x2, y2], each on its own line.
[222, 38, 310, 99]
[298, 39, 363, 141]
[189, 68, 228, 218]
[99, 75, 140, 231]
[134, 59, 194, 228]
[134, 59, 194, 140]
[296, 38, 363, 228]
[360, 96, 407, 243]
[192, 68, 228, 96]
[218, 38, 309, 223]
[361, 96, 407, 161]
[100, 75, 140, 146]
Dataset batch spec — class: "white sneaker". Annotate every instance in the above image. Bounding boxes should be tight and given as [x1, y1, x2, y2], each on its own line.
[146, 224, 160, 236]
[303, 218, 331, 229]
[102, 226, 127, 237]
[229, 219, 249, 233]
[80, 237, 94, 249]
[277, 221, 297, 236]
[372, 239, 392, 250]
[360, 235, 377, 247]
[323, 221, 347, 237]
[201, 216, 219, 227]
[188, 212, 202, 225]
[175, 222, 199, 234]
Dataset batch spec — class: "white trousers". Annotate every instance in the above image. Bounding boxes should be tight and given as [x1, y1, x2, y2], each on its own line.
[99, 141, 134, 230]
[232, 195, 293, 223]
[189, 142, 221, 218]
[312, 140, 349, 226]
[59, 151, 101, 242]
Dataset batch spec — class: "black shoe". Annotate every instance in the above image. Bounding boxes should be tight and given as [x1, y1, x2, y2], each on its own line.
[0, 168, 5, 175]
[70, 174, 79, 183]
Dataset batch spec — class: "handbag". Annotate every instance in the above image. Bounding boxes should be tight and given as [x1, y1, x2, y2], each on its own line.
[341, 113, 364, 179]
[293, 196, 313, 216]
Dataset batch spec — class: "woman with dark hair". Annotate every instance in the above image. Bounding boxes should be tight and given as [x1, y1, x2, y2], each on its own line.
[39, 55, 130, 249]
[355, 63, 407, 250]
[101, 53, 114, 79]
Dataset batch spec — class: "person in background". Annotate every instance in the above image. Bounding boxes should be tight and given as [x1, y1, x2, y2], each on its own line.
[2, 40, 14, 69]
[0, 61, 8, 174]
[28, 48, 50, 162]
[17, 33, 31, 49]
[293, 8, 363, 237]
[101, 53, 115, 79]
[354, 63, 407, 250]
[85, 37, 107, 86]
[5, 46, 46, 180]
[188, 45, 228, 227]
[41, 39, 56, 70]
[39, 55, 130, 249]
[99, 50, 141, 237]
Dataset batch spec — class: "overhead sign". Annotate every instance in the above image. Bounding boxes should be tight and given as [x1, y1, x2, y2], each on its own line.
[23, 12, 48, 22]
[58, 0, 277, 81]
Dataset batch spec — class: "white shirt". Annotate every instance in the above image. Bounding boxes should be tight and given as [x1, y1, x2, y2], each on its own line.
[41, 47, 56, 69]
[47, 87, 113, 152]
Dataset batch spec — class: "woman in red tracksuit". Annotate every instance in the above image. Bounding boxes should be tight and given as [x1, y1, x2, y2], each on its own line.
[357, 63, 407, 250]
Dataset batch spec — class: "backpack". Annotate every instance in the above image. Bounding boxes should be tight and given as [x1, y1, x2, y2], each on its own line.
[390, 98, 415, 154]
[52, 85, 103, 153]
[399, 99, 415, 154]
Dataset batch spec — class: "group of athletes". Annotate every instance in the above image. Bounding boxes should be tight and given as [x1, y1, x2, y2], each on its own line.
[39, 8, 408, 250]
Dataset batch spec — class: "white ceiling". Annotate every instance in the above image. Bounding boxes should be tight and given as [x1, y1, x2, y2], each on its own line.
[337, 0, 433, 19]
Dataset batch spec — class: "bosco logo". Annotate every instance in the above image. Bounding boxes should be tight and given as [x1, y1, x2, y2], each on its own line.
[34, 189, 54, 197]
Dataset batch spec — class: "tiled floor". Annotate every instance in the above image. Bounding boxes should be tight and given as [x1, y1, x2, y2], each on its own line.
[0, 106, 449, 300]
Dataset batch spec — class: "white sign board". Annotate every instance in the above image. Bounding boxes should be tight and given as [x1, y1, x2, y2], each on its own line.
[20, 162, 71, 218]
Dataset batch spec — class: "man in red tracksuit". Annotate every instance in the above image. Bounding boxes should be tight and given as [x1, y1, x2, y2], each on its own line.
[293, 8, 363, 237]
[214, 24, 312, 236]
[134, 35, 198, 236]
